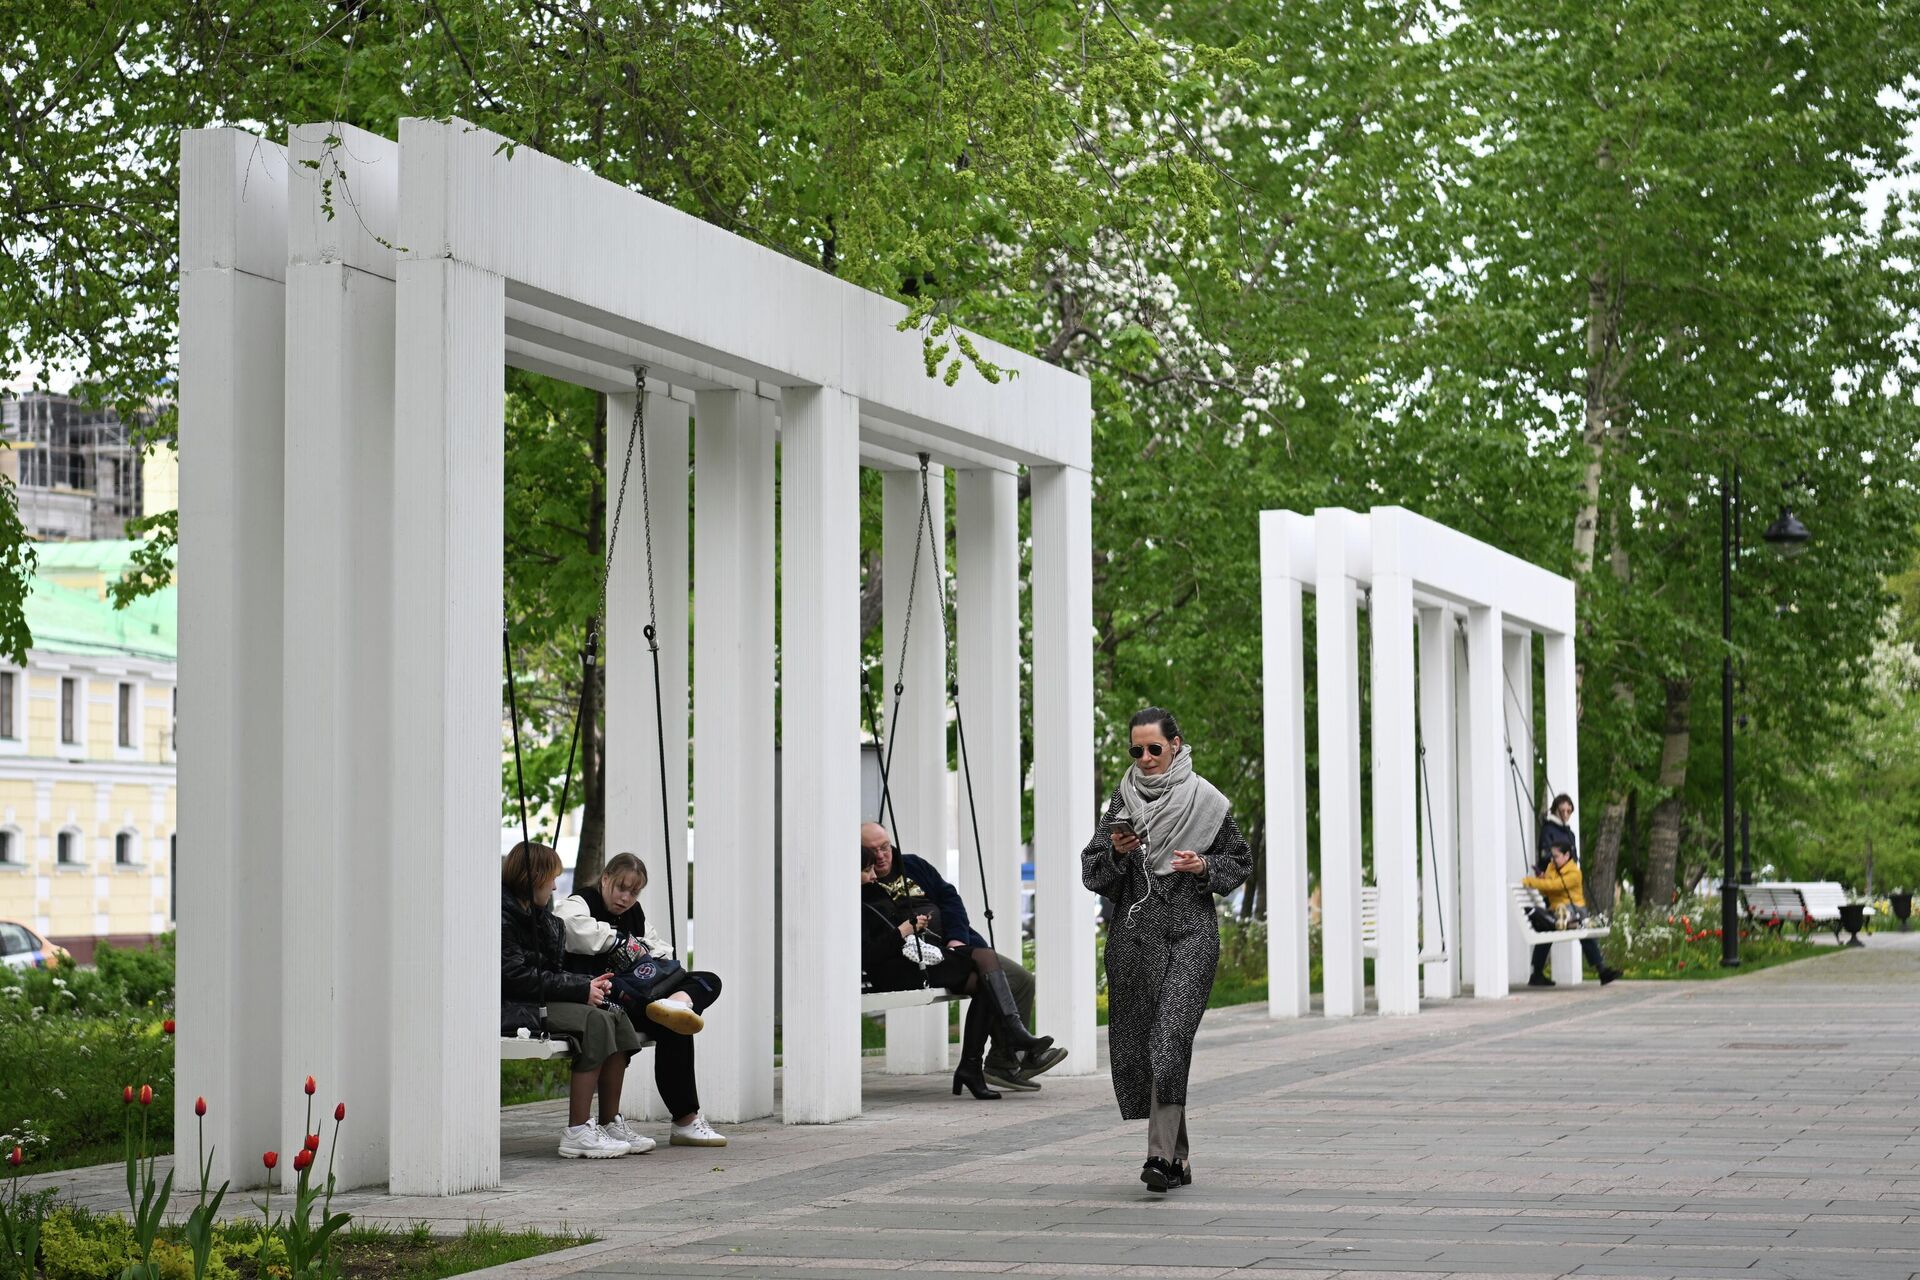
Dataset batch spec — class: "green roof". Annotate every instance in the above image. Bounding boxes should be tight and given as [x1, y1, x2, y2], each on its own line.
[23, 565, 175, 662]
[31, 539, 147, 580]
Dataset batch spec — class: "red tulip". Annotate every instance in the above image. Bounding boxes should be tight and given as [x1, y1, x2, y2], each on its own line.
[195, 1097, 207, 1117]
[292, 1149, 313, 1173]
[123, 1085, 134, 1105]
[262, 1151, 279, 1170]
[139, 1084, 154, 1108]
[162, 1019, 175, 1035]
[6, 1146, 20, 1167]
[303, 1133, 319, 1153]
[334, 1102, 346, 1123]
[304, 1076, 316, 1096]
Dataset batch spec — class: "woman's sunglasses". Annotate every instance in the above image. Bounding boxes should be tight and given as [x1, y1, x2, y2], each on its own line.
[1128, 743, 1166, 759]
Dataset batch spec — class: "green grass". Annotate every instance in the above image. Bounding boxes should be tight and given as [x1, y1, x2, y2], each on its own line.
[329, 1222, 593, 1280]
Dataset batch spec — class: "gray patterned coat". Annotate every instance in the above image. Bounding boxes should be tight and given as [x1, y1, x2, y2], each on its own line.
[1082, 784, 1252, 1118]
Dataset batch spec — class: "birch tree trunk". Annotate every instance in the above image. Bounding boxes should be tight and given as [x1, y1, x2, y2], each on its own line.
[1643, 679, 1693, 908]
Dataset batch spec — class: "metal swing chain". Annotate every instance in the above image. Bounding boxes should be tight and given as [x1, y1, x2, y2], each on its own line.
[1415, 731, 1446, 954]
[504, 602, 531, 847]
[626, 369, 684, 958]
[875, 461, 929, 854]
[913, 455, 997, 953]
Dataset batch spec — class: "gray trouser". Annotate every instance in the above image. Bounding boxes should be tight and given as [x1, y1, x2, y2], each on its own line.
[981, 953, 1034, 1071]
[1148, 1096, 1189, 1162]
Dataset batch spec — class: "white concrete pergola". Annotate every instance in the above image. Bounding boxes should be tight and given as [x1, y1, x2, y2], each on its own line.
[175, 120, 1097, 1196]
[1259, 507, 1578, 1018]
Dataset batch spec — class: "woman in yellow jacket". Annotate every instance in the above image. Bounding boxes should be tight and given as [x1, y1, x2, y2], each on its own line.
[1522, 846, 1621, 987]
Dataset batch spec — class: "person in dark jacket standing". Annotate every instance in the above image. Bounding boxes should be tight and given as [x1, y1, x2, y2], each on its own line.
[1082, 708, 1251, 1194]
[501, 841, 649, 1160]
[1538, 793, 1577, 872]
[859, 822, 1068, 1099]
[557, 853, 727, 1147]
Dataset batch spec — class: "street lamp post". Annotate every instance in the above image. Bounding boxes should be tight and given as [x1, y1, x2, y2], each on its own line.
[1720, 466, 1811, 969]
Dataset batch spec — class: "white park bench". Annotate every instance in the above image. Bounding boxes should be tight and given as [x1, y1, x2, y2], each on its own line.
[1356, 885, 1448, 964]
[500, 986, 960, 1063]
[1509, 883, 1610, 946]
[1741, 881, 1869, 942]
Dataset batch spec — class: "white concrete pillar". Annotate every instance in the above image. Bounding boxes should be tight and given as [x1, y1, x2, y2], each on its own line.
[882, 464, 950, 1074]
[1369, 571, 1418, 1016]
[1453, 623, 1476, 991]
[280, 122, 397, 1189]
[1464, 607, 1510, 998]
[954, 469, 1021, 961]
[1314, 516, 1363, 1018]
[1417, 608, 1460, 1000]
[606, 390, 691, 959]
[1504, 631, 1545, 987]
[1543, 631, 1583, 983]
[388, 254, 507, 1195]
[1030, 464, 1096, 1071]
[1259, 511, 1310, 1019]
[779, 386, 863, 1123]
[692, 389, 776, 1123]
[176, 128, 288, 1189]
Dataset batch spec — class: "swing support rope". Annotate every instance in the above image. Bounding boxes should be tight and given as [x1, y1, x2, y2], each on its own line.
[504, 369, 680, 956]
[869, 454, 998, 956]
[1454, 615, 1561, 879]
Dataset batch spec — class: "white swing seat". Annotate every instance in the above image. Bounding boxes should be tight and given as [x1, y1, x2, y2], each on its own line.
[860, 988, 964, 1015]
[1358, 885, 1449, 964]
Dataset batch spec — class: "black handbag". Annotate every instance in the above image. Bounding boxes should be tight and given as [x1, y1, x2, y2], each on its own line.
[501, 1000, 544, 1036]
[609, 952, 689, 1015]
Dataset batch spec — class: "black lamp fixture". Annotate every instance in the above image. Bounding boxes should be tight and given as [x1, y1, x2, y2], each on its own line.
[1763, 507, 1811, 555]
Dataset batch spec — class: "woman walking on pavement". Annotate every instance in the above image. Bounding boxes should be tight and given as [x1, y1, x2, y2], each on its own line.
[1082, 707, 1251, 1194]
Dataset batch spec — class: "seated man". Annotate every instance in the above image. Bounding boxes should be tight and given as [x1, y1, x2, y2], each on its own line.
[859, 821, 1066, 1092]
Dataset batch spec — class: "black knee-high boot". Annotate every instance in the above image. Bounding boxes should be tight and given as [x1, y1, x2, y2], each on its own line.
[952, 994, 1000, 1100]
[982, 969, 1058, 1065]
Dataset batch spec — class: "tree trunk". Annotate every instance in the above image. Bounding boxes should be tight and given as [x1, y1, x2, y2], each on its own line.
[573, 394, 610, 885]
[1240, 818, 1266, 922]
[1643, 679, 1693, 908]
[1572, 267, 1616, 577]
[1587, 792, 1630, 913]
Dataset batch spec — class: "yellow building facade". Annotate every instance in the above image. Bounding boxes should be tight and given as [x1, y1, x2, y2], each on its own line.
[0, 542, 175, 962]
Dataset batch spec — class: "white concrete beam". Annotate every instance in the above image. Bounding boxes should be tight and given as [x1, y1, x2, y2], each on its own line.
[388, 255, 507, 1195]
[779, 386, 863, 1123]
[1259, 511, 1310, 1019]
[881, 465, 951, 1074]
[693, 389, 776, 1123]
[281, 122, 396, 1189]
[1030, 465, 1096, 1068]
[1544, 631, 1583, 984]
[176, 127, 288, 1190]
[1503, 632, 1546, 988]
[398, 118, 1092, 472]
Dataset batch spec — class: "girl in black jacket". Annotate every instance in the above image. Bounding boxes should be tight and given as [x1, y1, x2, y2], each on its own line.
[502, 841, 650, 1160]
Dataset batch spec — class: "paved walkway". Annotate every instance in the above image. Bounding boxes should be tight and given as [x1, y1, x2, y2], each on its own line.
[33, 941, 1920, 1279]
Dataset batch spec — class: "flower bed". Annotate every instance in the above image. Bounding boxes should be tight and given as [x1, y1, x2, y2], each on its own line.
[1610, 902, 1826, 979]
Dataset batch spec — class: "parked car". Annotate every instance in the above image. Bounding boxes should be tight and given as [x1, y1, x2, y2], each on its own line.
[0, 919, 69, 970]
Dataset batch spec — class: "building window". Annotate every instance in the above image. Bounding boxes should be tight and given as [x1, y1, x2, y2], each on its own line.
[56, 830, 78, 866]
[115, 831, 136, 867]
[0, 830, 15, 865]
[118, 682, 134, 748]
[0, 672, 15, 740]
[60, 677, 78, 746]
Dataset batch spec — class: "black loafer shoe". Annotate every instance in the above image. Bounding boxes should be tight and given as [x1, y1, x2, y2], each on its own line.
[1178, 1161, 1193, 1188]
[1140, 1156, 1174, 1194]
[1528, 973, 1555, 988]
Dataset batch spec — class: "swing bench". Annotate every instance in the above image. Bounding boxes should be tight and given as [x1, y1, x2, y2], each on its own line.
[501, 371, 680, 1064]
[857, 454, 1001, 1021]
[1359, 727, 1451, 966]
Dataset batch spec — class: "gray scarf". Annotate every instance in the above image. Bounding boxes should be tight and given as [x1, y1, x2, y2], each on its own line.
[1118, 744, 1230, 875]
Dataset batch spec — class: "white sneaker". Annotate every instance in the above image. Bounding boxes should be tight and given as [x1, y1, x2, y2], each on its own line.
[558, 1122, 626, 1159]
[600, 1115, 656, 1154]
[670, 1113, 728, 1147]
[645, 998, 705, 1035]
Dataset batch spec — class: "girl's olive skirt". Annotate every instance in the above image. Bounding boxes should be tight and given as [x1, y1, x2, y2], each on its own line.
[543, 1001, 645, 1072]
